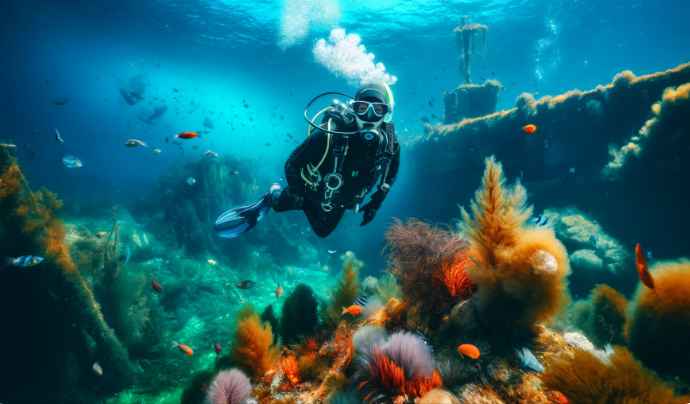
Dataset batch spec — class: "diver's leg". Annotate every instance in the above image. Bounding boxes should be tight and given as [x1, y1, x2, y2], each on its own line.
[304, 207, 345, 238]
[270, 185, 305, 213]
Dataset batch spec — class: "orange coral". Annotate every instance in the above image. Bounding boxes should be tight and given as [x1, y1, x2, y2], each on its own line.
[438, 251, 474, 300]
[230, 305, 280, 381]
[406, 370, 443, 398]
[363, 348, 406, 401]
[279, 355, 301, 385]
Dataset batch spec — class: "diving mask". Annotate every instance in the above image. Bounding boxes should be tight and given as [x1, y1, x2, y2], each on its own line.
[353, 101, 389, 122]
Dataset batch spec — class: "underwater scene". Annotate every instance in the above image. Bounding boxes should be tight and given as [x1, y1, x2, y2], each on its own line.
[1, 0, 690, 402]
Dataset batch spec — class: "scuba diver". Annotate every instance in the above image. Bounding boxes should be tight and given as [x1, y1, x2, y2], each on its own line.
[214, 81, 401, 238]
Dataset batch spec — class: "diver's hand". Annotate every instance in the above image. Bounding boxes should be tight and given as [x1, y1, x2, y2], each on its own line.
[359, 203, 377, 226]
[359, 190, 386, 226]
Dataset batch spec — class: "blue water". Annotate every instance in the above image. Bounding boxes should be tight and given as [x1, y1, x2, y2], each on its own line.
[0, 0, 689, 401]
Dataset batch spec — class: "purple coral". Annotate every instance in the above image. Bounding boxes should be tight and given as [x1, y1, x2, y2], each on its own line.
[381, 331, 434, 379]
[205, 369, 252, 404]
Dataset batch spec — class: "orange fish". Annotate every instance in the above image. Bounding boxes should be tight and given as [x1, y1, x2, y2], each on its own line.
[176, 131, 197, 139]
[342, 305, 362, 317]
[554, 391, 569, 404]
[276, 283, 283, 298]
[95, 231, 106, 238]
[214, 341, 222, 355]
[152, 279, 163, 293]
[172, 341, 193, 356]
[458, 344, 480, 359]
[523, 124, 537, 133]
[635, 244, 655, 290]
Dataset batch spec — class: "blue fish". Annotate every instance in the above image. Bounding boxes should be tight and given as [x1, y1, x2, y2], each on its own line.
[62, 155, 83, 168]
[516, 347, 544, 373]
[5, 255, 44, 267]
[569, 167, 576, 173]
[187, 177, 195, 185]
[646, 251, 654, 261]
[589, 235, 597, 247]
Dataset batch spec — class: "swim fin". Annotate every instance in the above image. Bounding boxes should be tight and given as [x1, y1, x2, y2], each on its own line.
[214, 185, 280, 238]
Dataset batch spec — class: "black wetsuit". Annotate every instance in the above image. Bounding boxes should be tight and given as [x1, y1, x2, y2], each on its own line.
[273, 115, 400, 238]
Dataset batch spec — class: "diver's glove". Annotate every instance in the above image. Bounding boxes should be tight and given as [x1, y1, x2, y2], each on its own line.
[359, 189, 387, 226]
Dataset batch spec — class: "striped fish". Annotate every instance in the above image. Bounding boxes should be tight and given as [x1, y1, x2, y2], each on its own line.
[354, 296, 369, 307]
[531, 215, 552, 227]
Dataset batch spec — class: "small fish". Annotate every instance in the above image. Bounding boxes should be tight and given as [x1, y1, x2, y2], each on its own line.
[569, 167, 576, 173]
[420, 116, 429, 123]
[457, 344, 480, 359]
[25, 142, 30, 148]
[523, 124, 537, 133]
[175, 131, 197, 139]
[230, 170, 239, 175]
[129, 92, 144, 100]
[431, 113, 437, 119]
[207, 259, 217, 265]
[635, 244, 655, 290]
[202, 150, 218, 158]
[276, 283, 283, 298]
[244, 104, 249, 108]
[252, 251, 259, 257]
[95, 232, 106, 238]
[192, 145, 199, 149]
[516, 347, 544, 372]
[431, 96, 435, 102]
[328, 250, 337, 254]
[172, 341, 193, 356]
[125, 139, 147, 147]
[531, 215, 552, 227]
[428, 101, 433, 107]
[44, 80, 52, 85]
[286, 133, 293, 139]
[280, 115, 284, 121]
[238, 280, 257, 289]
[4, 255, 44, 267]
[152, 279, 163, 293]
[646, 251, 654, 261]
[491, 71, 495, 76]
[342, 305, 363, 317]
[55, 99, 69, 105]
[173, 88, 179, 92]
[589, 235, 597, 247]
[92, 361, 103, 376]
[214, 342, 222, 355]
[354, 296, 369, 307]
[165, 137, 169, 144]
[55, 128, 64, 143]
[187, 177, 195, 185]
[28, 151, 36, 158]
[265, 143, 272, 146]
[152, 148, 161, 155]
[62, 155, 83, 168]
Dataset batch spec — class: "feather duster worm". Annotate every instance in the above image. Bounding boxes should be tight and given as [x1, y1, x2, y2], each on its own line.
[204, 369, 252, 404]
[542, 346, 688, 404]
[230, 305, 280, 381]
[460, 156, 570, 342]
[628, 259, 690, 383]
[384, 219, 473, 330]
[352, 327, 440, 404]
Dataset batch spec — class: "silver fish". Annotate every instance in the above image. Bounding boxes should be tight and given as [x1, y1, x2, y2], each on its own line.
[62, 155, 83, 168]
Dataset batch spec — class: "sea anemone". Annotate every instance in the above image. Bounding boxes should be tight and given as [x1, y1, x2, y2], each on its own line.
[204, 369, 252, 404]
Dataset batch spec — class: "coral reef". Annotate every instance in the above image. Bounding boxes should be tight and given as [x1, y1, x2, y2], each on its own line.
[542, 346, 688, 404]
[628, 259, 690, 382]
[460, 156, 570, 342]
[230, 306, 280, 381]
[384, 218, 472, 330]
[280, 284, 319, 344]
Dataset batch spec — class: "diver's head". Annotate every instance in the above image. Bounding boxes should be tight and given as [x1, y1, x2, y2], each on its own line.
[354, 83, 389, 136]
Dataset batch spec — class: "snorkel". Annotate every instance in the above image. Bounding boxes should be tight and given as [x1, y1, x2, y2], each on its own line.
[382, 82, 394, 123]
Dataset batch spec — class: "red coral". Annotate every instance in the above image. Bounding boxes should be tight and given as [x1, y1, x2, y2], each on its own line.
[361, 348, 406, 401]
[405, 370, 443, 398]
[438, 251, 474, 300]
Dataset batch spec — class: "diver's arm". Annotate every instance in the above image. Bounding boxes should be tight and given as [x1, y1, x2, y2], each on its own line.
[284, 130, 327, 192]
[382, 138, 401, 188]
[360, 137, 400, 226]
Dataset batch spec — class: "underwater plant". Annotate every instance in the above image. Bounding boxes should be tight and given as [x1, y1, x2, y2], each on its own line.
[588, 284, 629, 346]
[320, 372, 349, 402]
[260, 305, 280, 344]
[326, 253, 362, 326]
[205, 369, 253, 404]
[278, 355, 301, 385]
[280, 283, 319, 344]
[541, 346, 688, 404]
[384, 218, 472, 330]
[459, 156, 570, 343]
[628, 259, 690, 382]
[230, 305, 280, 381]
[293, 334, 332, 380]
[372, 273, 402, 302]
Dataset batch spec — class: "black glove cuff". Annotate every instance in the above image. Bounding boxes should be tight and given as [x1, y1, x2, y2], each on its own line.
[370, 189, 387, 206]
